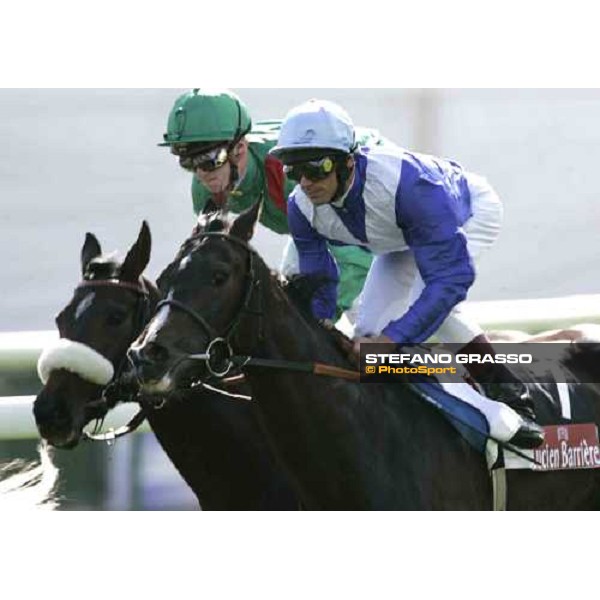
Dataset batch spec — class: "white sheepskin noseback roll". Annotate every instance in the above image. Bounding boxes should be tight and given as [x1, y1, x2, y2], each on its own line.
[37, 338, 115, 386]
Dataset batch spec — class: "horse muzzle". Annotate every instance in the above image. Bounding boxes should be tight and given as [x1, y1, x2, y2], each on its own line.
[127, 337, 234, 393]
[34, 382, 88, 449]
[126, 342, 177, 393]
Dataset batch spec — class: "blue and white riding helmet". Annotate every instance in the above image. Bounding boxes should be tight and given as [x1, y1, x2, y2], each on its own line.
[270, 99, 356, 161]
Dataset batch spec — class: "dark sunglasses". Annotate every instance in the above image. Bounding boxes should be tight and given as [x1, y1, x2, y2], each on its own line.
[283, 156, 336, 182]
[178, 146, 230, 172]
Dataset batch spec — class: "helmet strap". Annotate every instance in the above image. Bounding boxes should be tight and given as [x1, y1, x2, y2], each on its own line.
[226, 136, 247, 191]
[331, 155, 353, 203]
[229, 161, 241, 190]
[209, 95, 252, 197]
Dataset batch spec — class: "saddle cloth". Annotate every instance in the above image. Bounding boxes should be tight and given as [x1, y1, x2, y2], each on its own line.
[410, 376, 600, 473]
[407, 376, 521, 468]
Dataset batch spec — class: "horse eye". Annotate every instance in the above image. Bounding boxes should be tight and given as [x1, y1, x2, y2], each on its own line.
[106, 310, 128, 327]
[212, 271, 229, 286]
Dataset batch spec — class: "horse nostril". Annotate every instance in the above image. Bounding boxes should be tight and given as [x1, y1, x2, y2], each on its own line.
[33, 395, 71, 431]
[130, 342, 169, 366]
[145, 342, 170, 364]
[33, 397, 53, 425]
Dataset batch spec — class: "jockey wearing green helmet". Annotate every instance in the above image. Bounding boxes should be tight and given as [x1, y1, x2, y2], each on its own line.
[160, 88, 381, 319]
[161, 89, 253, 210]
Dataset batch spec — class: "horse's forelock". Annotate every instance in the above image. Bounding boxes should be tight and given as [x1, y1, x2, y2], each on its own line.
[156, 233, 205, 292]
[206, 218, 227, 233]
[196, 210, 231, 234]
[157, 218, 243, 291]
[84, 254, 121, 281]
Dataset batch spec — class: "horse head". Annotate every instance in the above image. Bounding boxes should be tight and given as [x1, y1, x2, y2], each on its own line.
[34, 222, 158, 448]
[128, 203, 266, 394]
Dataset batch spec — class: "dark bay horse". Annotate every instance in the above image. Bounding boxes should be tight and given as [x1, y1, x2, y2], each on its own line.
[34, 222, 299, 510]
[128, 207, 493, 509]
[128, 203, 600, 510]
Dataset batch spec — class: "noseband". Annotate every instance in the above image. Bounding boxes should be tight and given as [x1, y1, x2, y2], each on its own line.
[154, 232, 262, 379]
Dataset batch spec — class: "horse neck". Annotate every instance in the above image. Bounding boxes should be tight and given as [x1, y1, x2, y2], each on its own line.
[241, 264, 349, 367]
[233, 262, 367, 435]
[232, 271, 490, 508]
[143, 390, 299, 510]
[230, 264, 420, 508]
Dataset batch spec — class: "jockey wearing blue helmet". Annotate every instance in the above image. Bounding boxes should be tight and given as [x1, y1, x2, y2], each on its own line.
[270, 98, 545, 450]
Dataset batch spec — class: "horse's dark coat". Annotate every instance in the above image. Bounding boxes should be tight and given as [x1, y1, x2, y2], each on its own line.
[135, 208, 492, 509]
[134, 204, 600, 510]
[34, 222, 300, 510]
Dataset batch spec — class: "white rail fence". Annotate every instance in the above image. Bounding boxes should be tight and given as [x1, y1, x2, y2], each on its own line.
[0, 396, 150, 440]
[1, 294, 599, 440]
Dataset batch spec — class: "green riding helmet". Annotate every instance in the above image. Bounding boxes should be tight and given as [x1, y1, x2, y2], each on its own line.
[160, 89, 252, 147]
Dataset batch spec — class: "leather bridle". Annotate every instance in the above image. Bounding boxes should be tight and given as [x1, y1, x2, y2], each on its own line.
[149, 232, 361, 385]
[76, 279, 152, 340]
[74, 277, 154, 442]
[154, 232, 263, 379]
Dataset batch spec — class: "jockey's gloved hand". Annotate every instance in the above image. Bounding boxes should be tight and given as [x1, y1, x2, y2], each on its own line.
[317, 319, 358, 367]
[318, 318, 336, 331]
[350, 335, 396, 369]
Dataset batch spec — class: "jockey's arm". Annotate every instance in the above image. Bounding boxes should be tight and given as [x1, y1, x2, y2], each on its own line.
[288, 196, 339, 320]
[382, 181, 476, 345]
[382, 236, 475, 344]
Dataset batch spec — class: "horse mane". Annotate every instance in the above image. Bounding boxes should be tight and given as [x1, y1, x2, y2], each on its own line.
[259, 265, 354, 367]
[281, 273, 354, 349]
[281, 274, 330, 320]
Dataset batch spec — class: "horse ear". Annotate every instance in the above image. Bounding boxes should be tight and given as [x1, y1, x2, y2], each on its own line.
[121, 221, 152, 282]
[229, 198, 263, 242]
[81, 233, 102, 277]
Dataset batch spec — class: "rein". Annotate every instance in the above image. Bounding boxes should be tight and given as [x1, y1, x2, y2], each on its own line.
[222, 355, 361, 381]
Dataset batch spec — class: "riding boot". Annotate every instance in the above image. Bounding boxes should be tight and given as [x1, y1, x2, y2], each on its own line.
[459, 334, 545, 449]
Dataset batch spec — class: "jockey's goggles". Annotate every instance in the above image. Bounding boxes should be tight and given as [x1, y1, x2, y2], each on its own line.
[283, 156, 336, 182]
[173, 145, 230, 172]
[188, 146, 230, 172]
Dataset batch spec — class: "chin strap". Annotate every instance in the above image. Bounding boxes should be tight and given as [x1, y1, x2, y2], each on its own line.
[228, 162, 241, 192]
[225, 118, 251, 194]
[331, 154, 354, 203]
[209, 139, 247, 206]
